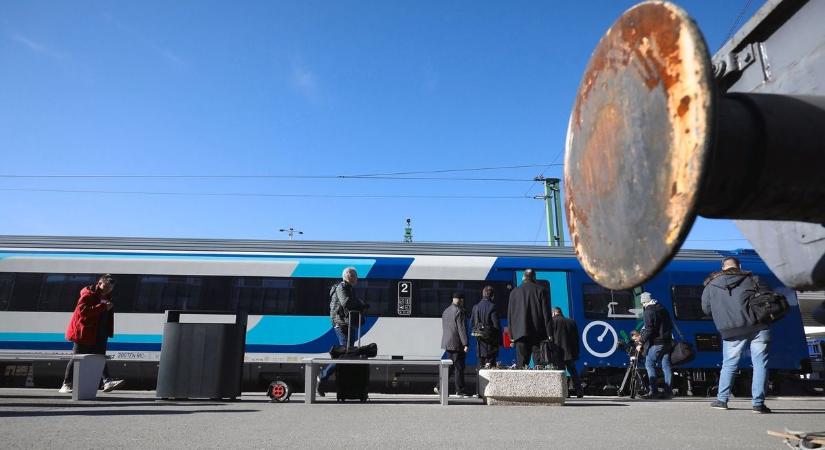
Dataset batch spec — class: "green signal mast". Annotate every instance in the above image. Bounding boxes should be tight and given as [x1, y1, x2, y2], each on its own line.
[534, 176, 564, 247]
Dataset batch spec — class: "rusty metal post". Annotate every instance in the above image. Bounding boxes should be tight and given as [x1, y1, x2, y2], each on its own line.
[563, 1, 825, 290]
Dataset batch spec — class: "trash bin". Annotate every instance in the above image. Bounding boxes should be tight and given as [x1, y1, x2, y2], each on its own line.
[156, 310, 247, 400]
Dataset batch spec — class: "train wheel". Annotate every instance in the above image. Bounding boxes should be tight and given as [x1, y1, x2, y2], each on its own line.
[267, 380, 291, 403]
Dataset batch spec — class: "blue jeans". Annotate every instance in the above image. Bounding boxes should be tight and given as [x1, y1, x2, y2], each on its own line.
[645, 343, 672, 392]
[717, 329, 770, 406]
[319, 326, 354, 381]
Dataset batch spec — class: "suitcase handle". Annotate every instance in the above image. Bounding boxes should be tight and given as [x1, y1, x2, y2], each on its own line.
[346, 310, 362, 351]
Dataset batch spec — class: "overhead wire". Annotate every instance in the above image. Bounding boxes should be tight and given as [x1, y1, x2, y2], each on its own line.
[0, 187, 531, 200]
[0, 163, 562, 180]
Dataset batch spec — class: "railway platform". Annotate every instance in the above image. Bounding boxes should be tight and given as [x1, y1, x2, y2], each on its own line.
[0, 388, 823, 448]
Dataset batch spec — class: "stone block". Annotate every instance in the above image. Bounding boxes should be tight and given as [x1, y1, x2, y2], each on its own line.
[478, 369, 566, 406]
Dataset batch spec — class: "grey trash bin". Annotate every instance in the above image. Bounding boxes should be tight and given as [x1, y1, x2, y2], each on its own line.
[156, 310, 247, 400]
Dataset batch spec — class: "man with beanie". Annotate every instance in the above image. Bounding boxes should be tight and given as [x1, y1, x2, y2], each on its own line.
[636, 291, 673, 399]
[440, 292, 470, 397]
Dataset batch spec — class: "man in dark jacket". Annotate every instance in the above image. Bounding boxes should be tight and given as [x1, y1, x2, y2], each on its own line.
[471, 285, 501, 369]
[552, 307, 582, 398]
[441, 292, 469, 397]
[702, 256, 772, 413]
[60, 274, 125, 394]
[318, 267, 368, 396]
[507, 269, 553, 368]
[636, 292, 673, 399]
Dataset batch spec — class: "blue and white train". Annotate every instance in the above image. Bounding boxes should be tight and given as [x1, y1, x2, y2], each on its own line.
[0, 236, 810, 394]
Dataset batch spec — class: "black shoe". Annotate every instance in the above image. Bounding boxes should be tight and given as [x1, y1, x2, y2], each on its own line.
[657, 391, 672, 400]
[577, 392, 584, 399]
[640, 390, 656, 399]
[752, 404, 772, 414]
[710, 400, 728, 410]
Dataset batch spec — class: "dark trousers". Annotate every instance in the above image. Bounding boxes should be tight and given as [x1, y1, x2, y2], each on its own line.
[477, 347, 498, 397]
[478, 353, 498, 368]
[514, 337, 543, 368]
[446, 350, 467, 394]
[63, 341, 111, 385]
[561, 359, 582, 394]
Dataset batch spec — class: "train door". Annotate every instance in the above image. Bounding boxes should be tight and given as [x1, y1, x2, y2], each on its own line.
[515, 270, 570, 316]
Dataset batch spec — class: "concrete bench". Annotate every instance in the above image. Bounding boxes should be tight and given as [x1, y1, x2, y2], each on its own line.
[478, 369, 567, 406]
[303, 358, 453, 405]
[0, 352, 107, 401]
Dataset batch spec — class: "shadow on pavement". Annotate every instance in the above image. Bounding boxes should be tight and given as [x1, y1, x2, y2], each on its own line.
[762, 409, 825, 415]
[0, 401, 228, 408]
[565, 403, 629, 407]
[0, 409, 258, 418]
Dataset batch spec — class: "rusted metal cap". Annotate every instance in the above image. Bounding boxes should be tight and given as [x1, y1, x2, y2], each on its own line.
[564, 1, 715, 290]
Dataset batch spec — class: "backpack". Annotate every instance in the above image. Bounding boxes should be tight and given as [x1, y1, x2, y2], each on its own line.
[471, 302, 498, 345]
[747, 290, 790, 324]
[471, 322, 497, 345]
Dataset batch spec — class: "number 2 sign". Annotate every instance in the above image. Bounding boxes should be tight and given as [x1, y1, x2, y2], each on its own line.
[397, 281, 412, 316]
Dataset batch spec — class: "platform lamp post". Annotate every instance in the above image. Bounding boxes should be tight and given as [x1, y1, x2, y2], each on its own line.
[279, 227, 303, 240]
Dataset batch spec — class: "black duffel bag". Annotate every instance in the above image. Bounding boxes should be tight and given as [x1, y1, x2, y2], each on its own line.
[670, 341, 695, 366]
[329, 342, 378, 359]
[669, 322, 695, 366]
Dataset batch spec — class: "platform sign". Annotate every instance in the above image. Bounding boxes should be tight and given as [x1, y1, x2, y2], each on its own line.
[397, 281, 412, 316]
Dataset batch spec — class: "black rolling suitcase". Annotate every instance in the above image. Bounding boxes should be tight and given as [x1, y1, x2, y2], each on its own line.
[334, 311, 370, 403]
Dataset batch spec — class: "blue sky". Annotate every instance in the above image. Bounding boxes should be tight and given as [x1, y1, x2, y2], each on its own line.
[0, 0, 762, 247]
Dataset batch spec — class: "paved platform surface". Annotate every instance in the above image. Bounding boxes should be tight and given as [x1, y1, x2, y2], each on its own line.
[0, 389, 823, 449]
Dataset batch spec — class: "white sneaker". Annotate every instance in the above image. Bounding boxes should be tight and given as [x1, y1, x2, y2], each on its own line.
[58, 383, 72, 394]
[102, 379, 125, 392]
[433, 386, 439, 395]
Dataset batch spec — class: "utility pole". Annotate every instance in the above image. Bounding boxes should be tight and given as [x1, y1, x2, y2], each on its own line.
[533, 176, 564, 247]
[403, 218, 413, 243]
[279, 227, 303, 240]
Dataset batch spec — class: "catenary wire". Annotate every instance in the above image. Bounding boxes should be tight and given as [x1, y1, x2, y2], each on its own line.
[0, 187, 531, 199]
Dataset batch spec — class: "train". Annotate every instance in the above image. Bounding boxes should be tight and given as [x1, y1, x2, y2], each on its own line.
[0, 235, 811, 395]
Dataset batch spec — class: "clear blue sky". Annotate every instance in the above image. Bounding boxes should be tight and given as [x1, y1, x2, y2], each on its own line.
[0, 0, 762, 247]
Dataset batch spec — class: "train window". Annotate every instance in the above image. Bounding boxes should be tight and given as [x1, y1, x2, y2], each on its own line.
[582, 284, 637, 319]
[695, 333, 721, 351]
[37, 274, 98, 311]
[414, 280, 459, 317]
[135, 276, 203, 312]
[410, 280, 490, 318]
[232, 278, 294, 314]
[291, 278, 337, 316]
[0, 274, 13, 310]
[671, 285, 711, 321]
[353, 280, 393, 317]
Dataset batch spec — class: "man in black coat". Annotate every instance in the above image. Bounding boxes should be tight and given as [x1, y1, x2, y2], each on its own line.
[507, 269, 553, 368]
[551, 307, 582, 398]
[441, 292, 469, 397]
[471, 285, 501, 369]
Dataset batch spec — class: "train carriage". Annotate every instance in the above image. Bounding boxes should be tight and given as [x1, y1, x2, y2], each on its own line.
[0, 236, 809, 395]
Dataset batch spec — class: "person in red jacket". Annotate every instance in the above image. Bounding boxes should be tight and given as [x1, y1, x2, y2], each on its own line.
[59, 274, 125, 394]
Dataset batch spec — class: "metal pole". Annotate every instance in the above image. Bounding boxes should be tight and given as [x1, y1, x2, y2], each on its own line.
[540, 177, 556, 246]
[549, 178, 564, 247]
